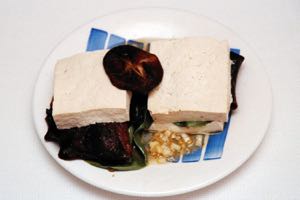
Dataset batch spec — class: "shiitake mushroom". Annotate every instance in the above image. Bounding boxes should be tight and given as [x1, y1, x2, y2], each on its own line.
[103, 45, 163, 94]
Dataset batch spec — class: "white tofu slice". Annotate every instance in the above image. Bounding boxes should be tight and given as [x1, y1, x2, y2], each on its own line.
[149, 121, 224, 134]
[52, 50, 130, 129]
[148, 37, 231, 123]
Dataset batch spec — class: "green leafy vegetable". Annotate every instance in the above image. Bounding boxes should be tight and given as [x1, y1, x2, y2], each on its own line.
[173, 121, 211, 127]
[128, 126, 135, 145]
[132, 110, 153, 163]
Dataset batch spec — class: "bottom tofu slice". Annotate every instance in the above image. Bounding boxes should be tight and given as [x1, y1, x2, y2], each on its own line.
[52, 50, 130, 129]
[149, 121, 224, 134]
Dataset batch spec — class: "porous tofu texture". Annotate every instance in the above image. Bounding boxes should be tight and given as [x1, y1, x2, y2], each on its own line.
[148, 37, 231, 123]
[52, 50, 130, 129]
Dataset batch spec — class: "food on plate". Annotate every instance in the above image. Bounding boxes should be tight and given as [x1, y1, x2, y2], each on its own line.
[103, 45, 163, 94]
[44, 36, 244, 170]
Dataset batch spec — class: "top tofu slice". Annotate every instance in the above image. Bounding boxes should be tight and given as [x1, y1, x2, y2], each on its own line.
[52, 50, 130, 129]
[148, 37, 231, 123]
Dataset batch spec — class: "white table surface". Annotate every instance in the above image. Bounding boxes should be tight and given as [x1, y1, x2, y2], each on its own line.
[1, 0, 299, 199]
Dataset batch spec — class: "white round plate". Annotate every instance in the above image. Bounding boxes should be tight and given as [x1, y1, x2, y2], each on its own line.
[33, 7, 272, 197]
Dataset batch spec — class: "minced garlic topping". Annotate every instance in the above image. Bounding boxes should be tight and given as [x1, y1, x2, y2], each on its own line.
[146, 130, 204, 163]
